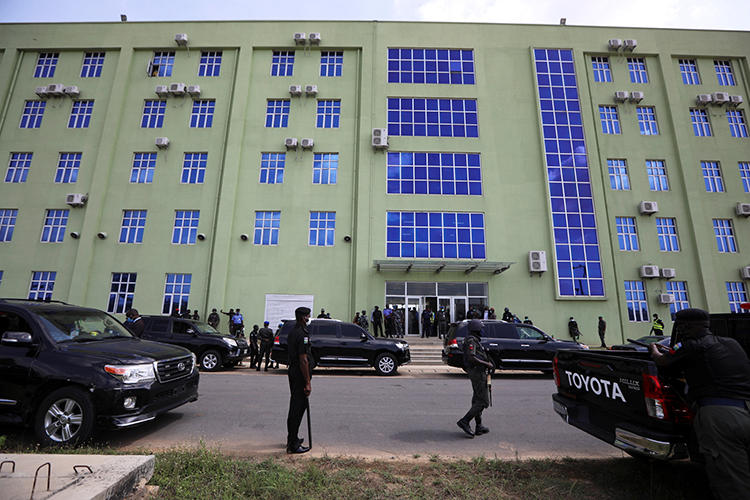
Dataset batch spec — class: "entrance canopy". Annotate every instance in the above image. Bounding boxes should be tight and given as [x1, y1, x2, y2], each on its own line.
[373, 260, 514, 275]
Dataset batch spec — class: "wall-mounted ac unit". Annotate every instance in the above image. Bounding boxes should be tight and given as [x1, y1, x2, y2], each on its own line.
[728, 95, 744, 107]
[35, 86, 49, 98]
[155, 85, 169, 97]
[285, 137, 298, 149]
[712, 92, 730, 105]
[308, 32, 321, 44]
[294, 32, 306, 44]
[658, 293, 675, 304]
[305, 84, 318, 96]
[741, 266, 750, 280]
[608, 39, 622, 50]
[155, 137, 170, 149]
[629, 91, 644, 103]
[660, 268, 676, 279]
[640, 265, 660, 278]
[175, 33, 188, 46]
[696, 94, 712, 105]
[46, 83, 65, 96]
[65, 193, 88, 207]
[528, 250, 548, 273]
[614, 91, 629, 102]
[736, 202, 750, 217]
[187, 85, 201, 97]
[623, 39, 638, 51]
[301, 138, 314, 149]
[63, 86, 79, 97]
[639, 200, 658, 215]
[372, 128, 388, 148]
[169, 83, 186, 96]
[289, 85, 302, 96]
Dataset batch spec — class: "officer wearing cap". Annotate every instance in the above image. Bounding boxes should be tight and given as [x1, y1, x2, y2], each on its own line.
[257, 321, 274, 371]
[649, 308, 750, 498]
[457, 319, 494, 438]
[286, 306, 312, 453]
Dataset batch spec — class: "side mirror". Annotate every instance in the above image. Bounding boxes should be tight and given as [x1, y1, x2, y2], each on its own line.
[1, 331, 34, 345]
[360, 332, 368, 341]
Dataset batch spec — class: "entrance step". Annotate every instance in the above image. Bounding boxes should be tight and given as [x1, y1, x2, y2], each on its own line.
[406, 345, 444, 365]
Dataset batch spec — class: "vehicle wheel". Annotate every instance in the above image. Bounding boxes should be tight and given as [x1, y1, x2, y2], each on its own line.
[199, 350, 222, 371]
[375, 353, 398, 376]
[34, 387, 94, 447]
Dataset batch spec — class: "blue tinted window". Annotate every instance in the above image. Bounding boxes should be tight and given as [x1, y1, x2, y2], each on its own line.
[726, 282, 748, 313]
[316, 100, 340, 128]
[386, 211, 485, 259]
[120, 210, 147, 244]
[35, 52, 58, 78]
[68, 100, 94, 128]
[199, 51, 222, 77]
[387, 152, 481, 195]
[181, 153, 207, 184]
[320, 51, 343, 77]
[625, 281, 649, 321]
[309, 212, 335, 246]
[41, 209, 69, 243]
[131, 153, 156, 184]
[172, 210, 199, 245]
[387, 98, 478, 137]
[271, 51, 294, 76]
[0, 209, 18, 242]
[54, 153, 81, 184]
[254, 211, 280, 245]
[150, 51, 175, 77]
[28, 271, 56, 300]
[265, 100, 290, 128]
[190, 100, 214, 128]
[679, 59, 700, 85]
[108, 273, 137, 314]
[387, 47, 475, 84]
[260, 153, 285, 184]
[162, 274, 191, 315]
[20, 100, 45, 128]
[5, 153, 32, 183]
[313, 153, 338, 184]
[690, 108, 712, 137]
[81, 52, 105, 77]
[141, 100, 166, 128]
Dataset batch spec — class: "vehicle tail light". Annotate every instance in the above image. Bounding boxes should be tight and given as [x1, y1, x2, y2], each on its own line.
[447, 338, 458, 347]
[642, 373, 693, 423]
[274, 335, 279, 345]
[553, 355, 560, 386]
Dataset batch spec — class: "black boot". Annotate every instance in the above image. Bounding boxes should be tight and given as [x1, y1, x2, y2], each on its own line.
[475, 416, 489, 435]
[457, 419, 474, 438]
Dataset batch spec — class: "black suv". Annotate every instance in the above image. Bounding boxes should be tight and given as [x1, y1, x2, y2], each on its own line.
[272, 319, 410, 375]
[443, 319, 588, 374]
[0, 299, 199, 446]
[140, 315, 250, 371]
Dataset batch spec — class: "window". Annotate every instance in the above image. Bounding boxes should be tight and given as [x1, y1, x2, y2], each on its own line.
[119, 210, 147, 243]
[265, 100, 290, 128]
[666, 281, 690, 318]
[54, 153, 81, 184]
[740, 162, 750, 193]
[727, 109, 748, 138]
[162, 274, 191, 314]
[690, 108, 712, 137]
[271, 51, 294, 76]
[726, 282, 748, 313]
[599, 105, 620, 134]
[181, 153, 207, 184]
[387, 48, 475, 85]
[646, 160, 669, 191]
[130, 153, 156, 184]
[309, 212, 336, 246]
[312, 153, 338, 184]
[28, 271, 56, 300]
[5, 153, 32, 183]
[141, 100, 166, 128]
[108, 273, 137, 313]
[679, 59, 700, 85]
[534, 48, 603, 297]
[20, 100, 45, 128]
[81, 51, 105, 77]
[0, 271, 3, 287]
[386, 211, 485, 259]
[320, 51, 343, 77]
[0, 209, 18, 242]
[627, 57, 648, 83]
[387, 151, 482, 195]
[636, 106, 659, 135]
[68, 100, 94, 128]
[387, 98, 478, 137]
[701, 161, 725, 193]
[198, 51, 222, 77]
[34, 52, 58, 78]
[149, 51, 175, 77]
[625, 281, 649, 322]
[190, 100, 215, 128]
[591, 56, 612, 82]
[713, 219, 737, 253]
[656, 217, 680, 252]
[607, 159, 630, 190]
[172, 210, 199, 245]
[40, 209, 69, 243]
[254, 211, 280, 245]
[615, 217, 639, 251]
[259, 153, 285, 184]
[714, 60, 735, 86]
[316, 100, 341, 128]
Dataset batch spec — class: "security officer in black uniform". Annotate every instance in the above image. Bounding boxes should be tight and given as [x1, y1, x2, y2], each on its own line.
[457, 319, 494, 437]
[248, 324, 259, 368]
[649, 308, 750, 499]
[286, 306, 312, 454]
[257, 321, 274, 372]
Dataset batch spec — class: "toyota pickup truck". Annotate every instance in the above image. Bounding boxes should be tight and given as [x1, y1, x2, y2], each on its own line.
[552, 313, 750, 460]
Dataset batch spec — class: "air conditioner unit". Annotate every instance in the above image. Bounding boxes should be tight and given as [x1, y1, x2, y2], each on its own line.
[608, 39, 622, 50]
[639, 200, 659, 215]
[289, 85, 302, 96]
[712, 92, 730, 105]
[175, 33, 188, 46]
[285, 137, 298, 149]
[155, 137, 170, 149]
[640, 265, 660, 278]
[169, 83, 186, 96]
[660, 268, 676, 279]
[63, 86, 79, 97]
[187, 85, 201, 97]
[696, 94, 713, 105]
[658, 293, 675, 304]
[309, 32, 321, 44]
[372, 128, 388, 148]
[305, 84, 318, 96]
[65, 193, 88, 207]
[155, 85, 169, 97]
[736, 202, 750, 217]
[728, 95, 744, 107]
[294, 32, 306, 44]
[35, 86, 49, 98]
[623, 39, 638, 51]
[301, 138, 314, 149]
[614, 91, 629, 102]
[741, 266, 750, 280]
[629, 91, 644, 103]
[46, 83, 65, 96]
[528, 250, 548, 273]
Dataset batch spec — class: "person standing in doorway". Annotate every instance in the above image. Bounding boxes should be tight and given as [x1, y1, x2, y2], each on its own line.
[437, 307, 449, 339]
[421, 307, 432, 338]
[598, 316, 607, 348]
[257, 321, 274, 371]
[650, 313, 665, 336]
[286, 307, 312, 454]
[457, 319, 494, 438]
[409, 307, 419, 336]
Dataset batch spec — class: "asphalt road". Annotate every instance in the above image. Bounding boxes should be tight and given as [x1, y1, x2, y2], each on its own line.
[87, 368, 624, 459]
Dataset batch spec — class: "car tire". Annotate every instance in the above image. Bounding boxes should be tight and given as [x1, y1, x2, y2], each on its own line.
[199, 350, 222, 371]
[374, 353, 398, 376]
[34, 386, 95, 447]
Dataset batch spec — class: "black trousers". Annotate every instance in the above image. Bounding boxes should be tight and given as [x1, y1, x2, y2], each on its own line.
[286, 374, 308, 447]
[373, 321, 383, 336]
[249, 343, 258, 366]
[258, 342, 272, 368]
[461, 369, 489, 424]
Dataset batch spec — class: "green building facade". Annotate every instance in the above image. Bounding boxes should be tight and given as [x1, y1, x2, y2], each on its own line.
[0, 20, 748, 344]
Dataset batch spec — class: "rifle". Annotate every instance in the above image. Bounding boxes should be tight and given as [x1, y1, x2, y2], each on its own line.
[486, 367, 492, 407]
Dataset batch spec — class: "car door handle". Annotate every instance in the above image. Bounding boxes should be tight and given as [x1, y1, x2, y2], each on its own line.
[521, 344, 530, 347]
[489, 343, 498, 346]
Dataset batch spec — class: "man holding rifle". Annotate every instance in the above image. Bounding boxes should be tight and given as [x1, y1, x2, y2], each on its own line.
[286, 306, 313, 454]
[457, 319, 494, 438]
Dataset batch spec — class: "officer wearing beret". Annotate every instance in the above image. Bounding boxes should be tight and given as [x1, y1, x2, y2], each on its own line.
[457, 319, 494, 437]
[286, 306, 312, 453]
[649, 308, 750, 499]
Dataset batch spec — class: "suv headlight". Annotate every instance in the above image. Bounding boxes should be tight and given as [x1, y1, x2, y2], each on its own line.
[394, 342, 408, 350]
[223, 338, 238, 348]
[104, 363, 156, 384]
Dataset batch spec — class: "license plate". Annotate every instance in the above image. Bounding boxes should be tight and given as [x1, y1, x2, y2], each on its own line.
[553, 400, 568, 418]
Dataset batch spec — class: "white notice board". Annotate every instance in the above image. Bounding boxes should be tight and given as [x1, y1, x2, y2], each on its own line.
[264, 294, 314, 329]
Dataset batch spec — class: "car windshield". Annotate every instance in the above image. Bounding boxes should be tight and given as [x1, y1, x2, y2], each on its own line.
[36, 309, 133, 343]
[192, 322, 223, 335]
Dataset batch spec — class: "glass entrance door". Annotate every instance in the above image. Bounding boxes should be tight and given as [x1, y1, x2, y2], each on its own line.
[452, 297, 467, 323]
[406, 297, 421, 336]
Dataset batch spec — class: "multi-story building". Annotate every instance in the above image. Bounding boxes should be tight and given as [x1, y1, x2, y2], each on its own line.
[0, 21, 748, 343]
